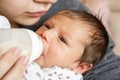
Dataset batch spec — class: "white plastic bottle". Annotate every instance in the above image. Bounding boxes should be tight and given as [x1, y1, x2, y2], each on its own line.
[0, 28, 43, 62]
[0, 15, 11, 28]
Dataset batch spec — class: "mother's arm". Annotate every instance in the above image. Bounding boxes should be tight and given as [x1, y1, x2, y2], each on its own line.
[0, 47, 28, 80]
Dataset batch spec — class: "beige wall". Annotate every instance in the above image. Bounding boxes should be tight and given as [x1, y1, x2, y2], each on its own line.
[110, 0, 120, 55]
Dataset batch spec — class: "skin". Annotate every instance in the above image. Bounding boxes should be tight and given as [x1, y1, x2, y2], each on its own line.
[0, 0, 57, 28]
[0, 47, 29, 80]
[35, 14, 92, 73]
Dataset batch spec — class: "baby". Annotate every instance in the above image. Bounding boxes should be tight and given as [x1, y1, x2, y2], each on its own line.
[24, 9, 109, 80]
[0, 9, 109, 80]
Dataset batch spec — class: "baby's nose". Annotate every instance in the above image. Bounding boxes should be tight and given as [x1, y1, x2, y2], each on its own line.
[41, 29, 57, 42]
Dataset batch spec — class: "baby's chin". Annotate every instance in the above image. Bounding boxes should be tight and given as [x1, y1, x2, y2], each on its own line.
[35, 52, 44, 61]
[34, 55, 45, 68]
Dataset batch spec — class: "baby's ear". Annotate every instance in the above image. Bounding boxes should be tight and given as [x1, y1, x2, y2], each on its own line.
[73, 63, 93, 74]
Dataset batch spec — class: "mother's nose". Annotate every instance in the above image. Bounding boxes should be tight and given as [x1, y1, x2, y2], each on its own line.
[34, 0, 57, 4]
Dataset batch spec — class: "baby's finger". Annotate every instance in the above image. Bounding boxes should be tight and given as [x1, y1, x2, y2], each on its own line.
[0, 47, 22, 79]
[2, 56, 29, 80]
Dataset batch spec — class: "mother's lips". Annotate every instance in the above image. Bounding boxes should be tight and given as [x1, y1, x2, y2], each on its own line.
[26, 11, 47, 18]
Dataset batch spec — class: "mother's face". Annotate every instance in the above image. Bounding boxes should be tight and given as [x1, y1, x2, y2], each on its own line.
[0, 0, 57, 27]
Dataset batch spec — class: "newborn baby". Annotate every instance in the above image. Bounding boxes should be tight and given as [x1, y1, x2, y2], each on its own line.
[0, 15, 83, 80]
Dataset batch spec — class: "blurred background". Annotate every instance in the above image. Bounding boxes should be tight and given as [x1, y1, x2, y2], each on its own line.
[82, 0, 120, 55]
[110, 0, 120, 55]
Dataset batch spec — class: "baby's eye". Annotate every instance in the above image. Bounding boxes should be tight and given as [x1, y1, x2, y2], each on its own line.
[60, 37, 67, 44]
[43, 24, 50, 29]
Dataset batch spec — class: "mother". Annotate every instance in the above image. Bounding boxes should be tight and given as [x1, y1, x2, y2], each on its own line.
[0, 0, 120, 80]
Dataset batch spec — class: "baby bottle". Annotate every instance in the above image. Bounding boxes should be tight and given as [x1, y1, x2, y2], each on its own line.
[0, 28, 43, 62]
[0, 15, 11, 28]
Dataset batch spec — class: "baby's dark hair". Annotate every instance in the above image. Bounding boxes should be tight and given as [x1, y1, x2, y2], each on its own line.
[56, 9, 109, 67]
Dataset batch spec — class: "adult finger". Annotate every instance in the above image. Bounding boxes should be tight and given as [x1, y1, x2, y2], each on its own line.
[0, 47, 22, 79]
[2, 56, 29, 80]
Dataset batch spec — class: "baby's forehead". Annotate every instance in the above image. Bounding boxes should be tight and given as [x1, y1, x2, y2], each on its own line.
[50, 13, 95, 35]
[53, 14, 94, 34]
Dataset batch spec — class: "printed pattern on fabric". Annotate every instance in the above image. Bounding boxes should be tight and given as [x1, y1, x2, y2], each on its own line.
[23, 62, 83, 80]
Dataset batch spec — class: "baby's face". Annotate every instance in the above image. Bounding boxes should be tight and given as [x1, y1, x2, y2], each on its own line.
[35, 15, 88, 69]
[0, 0, 57, 27]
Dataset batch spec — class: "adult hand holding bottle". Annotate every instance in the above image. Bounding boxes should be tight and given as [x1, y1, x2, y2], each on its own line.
[0, 47, 29, 80]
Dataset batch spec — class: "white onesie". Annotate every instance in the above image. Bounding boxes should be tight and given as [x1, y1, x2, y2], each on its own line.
[23, 62, 83, 80]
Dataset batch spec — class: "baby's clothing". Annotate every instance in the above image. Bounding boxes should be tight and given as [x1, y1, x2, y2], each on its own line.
[24, 62, 83, 80]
